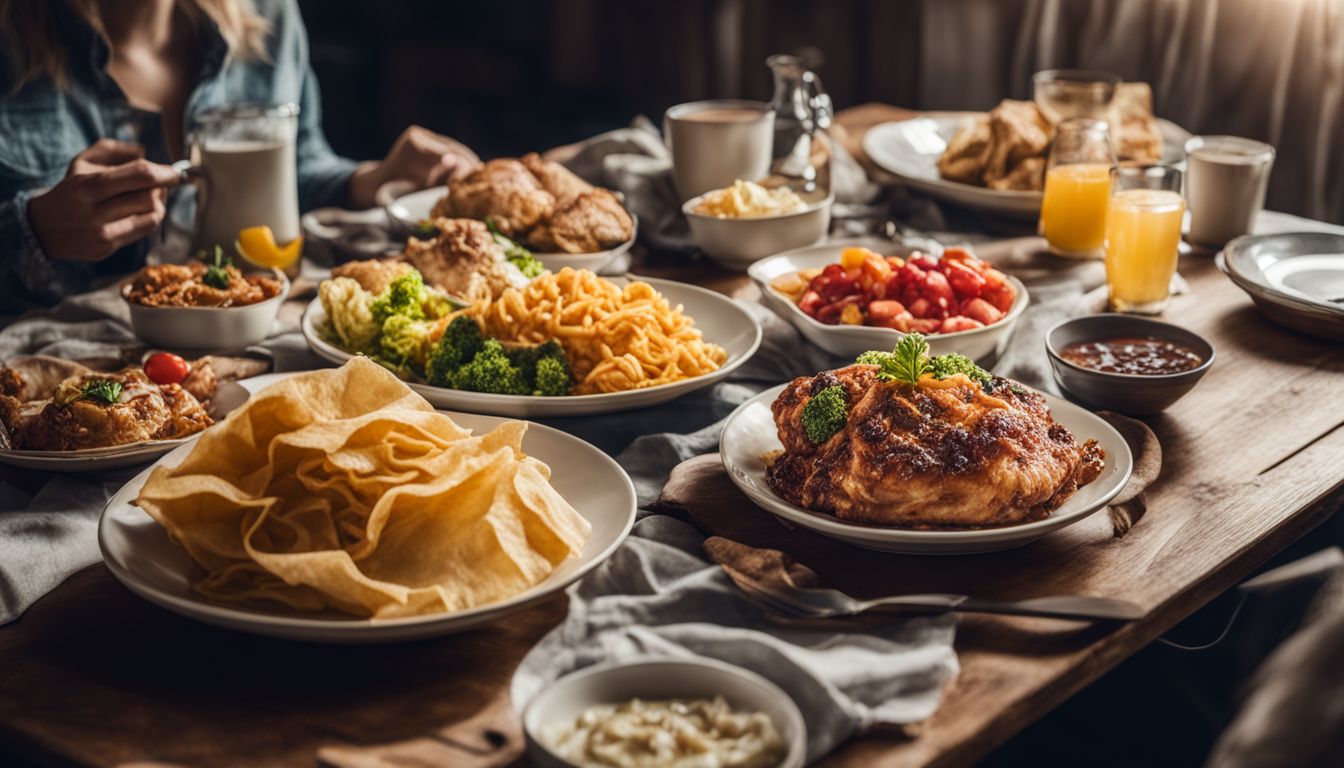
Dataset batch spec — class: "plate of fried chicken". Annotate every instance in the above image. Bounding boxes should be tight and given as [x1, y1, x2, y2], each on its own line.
[720, 347, 1132, 554]
[0, 355, 250, 471]
[386, 153, 636, 273]
[863, 86, 1188, 218]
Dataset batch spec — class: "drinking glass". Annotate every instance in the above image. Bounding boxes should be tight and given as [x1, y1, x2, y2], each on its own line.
[1032, 69, 1121, 123]
[1040, 119, 1116, 258]
[1105, 166, 1185, 314]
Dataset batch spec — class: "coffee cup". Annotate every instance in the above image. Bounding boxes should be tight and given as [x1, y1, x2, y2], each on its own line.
[664, 100, 774, 201]
[1184, 135, 1275, 248]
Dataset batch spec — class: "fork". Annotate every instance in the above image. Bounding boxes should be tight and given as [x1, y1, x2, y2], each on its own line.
[723, 564, 1145, 623]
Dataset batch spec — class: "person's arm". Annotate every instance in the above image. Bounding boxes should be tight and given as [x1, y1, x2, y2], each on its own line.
[0, 188, 76, 307]
[293, 60, 358, 212]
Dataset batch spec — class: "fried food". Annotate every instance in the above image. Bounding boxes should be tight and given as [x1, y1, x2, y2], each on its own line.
[125, 263, 283, 308]
[522, 152, 592, 207]
[402, 218, 529, 301]
[766, 364, 1104, 529]
[983, 100, 1054, 189]
[935, 115, 992, 185]
[133, 358, 591, 618]
[332, 259, 414, 295]
[546, 189, 637, 253]
[437, 158, 555, 236]
[1111, 82, 1163, 164]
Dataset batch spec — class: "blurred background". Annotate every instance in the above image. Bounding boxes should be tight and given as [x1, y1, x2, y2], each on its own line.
[300, 0, 1343, 223]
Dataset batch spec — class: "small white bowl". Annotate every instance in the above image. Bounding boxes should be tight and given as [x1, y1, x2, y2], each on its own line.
[683, 192, 833, 271]
[122, 269, 289, 352]
[749, 238, 1029, 362]
[522, 656, 807, 768]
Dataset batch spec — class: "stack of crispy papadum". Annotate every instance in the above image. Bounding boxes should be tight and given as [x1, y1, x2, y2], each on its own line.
[936, 83, 1163, 192]
[135, 357, 590, 619]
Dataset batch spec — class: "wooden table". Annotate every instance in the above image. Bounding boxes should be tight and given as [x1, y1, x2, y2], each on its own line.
[3, 107, 1344, 768]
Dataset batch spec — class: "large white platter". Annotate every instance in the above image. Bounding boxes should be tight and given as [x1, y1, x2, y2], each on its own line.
[385, 186, 637, 274]
[862, 115, 1190, 219]
[98, 373, 637, 643]
[0, 381, 250, 472]
[302, 276, 762, 417]
[720, 383, 1132, 555]
[748, 238, 1029, 362]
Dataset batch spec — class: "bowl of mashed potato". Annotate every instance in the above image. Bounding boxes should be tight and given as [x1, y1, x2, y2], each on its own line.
[523, 656, 807, 768]
[683, 180, 833, 271]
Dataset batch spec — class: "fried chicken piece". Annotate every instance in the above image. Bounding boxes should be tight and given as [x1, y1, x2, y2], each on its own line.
[9, 370, 212, 451]
[332, 259, 414, 295]
[438, 159, 555, 236]
[1111, 82, 1163, 163]
[937, 115, 993, 185]
[982, 100, 1054, 187]
[987, 156, 1047, 191]
[126, 263, 281, 307]
[766, 366, 1104, 529]
[180, 359, 219, 405]
[522, 223, 558, 252]
[521, 152, 592, 208]
[401, 218, 528, 301]
[545, 189, 635, 253]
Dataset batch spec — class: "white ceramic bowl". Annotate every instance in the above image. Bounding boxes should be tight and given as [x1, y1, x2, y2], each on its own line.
[748, 240, 1029, 362]
[683, 192, 833, 271]
[522, 657, 807, 768]
[385, 187, 638, 274]
[122, 269, 289, 352]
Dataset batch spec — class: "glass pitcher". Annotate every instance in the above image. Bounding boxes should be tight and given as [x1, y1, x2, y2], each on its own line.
[766, 54, 833, 195]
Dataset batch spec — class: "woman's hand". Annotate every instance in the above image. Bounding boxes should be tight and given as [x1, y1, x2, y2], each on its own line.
[347, 125, 481, 209]
[26, 139, 180, 263]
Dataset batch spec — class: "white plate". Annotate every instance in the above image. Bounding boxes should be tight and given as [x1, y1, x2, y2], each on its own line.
[385, 187, 638, 274]
[302, 276, 763, 417]
[748, 238, 1029, 362]
[862, 115, 1191, 219]
[0, 381, 251, 472]
[98, 373, 637, 643]
[720, 383, 1132, 554]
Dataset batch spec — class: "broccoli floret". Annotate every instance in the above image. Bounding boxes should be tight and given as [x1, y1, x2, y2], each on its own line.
[378, 314, 434, 371]
[533, 356, 571, 396]
[801, 385, 847, 444]
[425, 316, 484, 386]
[855, 350, 893, 368]
[487, 220, 545, 278]
[422, 289, 457, 320]
[371, 270, 427, 322]
[451, 340, 529, 395]
[928, 353, 991, 386]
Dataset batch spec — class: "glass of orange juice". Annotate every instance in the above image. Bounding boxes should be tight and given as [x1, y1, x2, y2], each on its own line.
[1105, 166, 1185, 314]
[1039, 119, 1116, 259]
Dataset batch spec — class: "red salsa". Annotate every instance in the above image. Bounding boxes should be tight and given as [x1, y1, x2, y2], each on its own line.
[1060, 337, 1204, 375]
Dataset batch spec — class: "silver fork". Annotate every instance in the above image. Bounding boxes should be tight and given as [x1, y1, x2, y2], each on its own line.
[723, 565, 1145, 622]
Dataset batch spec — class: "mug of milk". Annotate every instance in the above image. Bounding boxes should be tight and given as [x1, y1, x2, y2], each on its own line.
[1184, 135, 1275, 249]
[175, 103, 302, 276]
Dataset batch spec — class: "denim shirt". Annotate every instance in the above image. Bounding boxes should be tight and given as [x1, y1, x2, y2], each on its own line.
[0, 0, 356, 310]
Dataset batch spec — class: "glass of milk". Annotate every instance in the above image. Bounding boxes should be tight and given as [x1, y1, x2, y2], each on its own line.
[179, 103, 301, 275]
[1183, 135, 1275, 249]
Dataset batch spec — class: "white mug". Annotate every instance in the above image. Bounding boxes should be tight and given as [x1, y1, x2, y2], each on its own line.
[1184, 135, 1275, 248]
[664, 99, 774, 201]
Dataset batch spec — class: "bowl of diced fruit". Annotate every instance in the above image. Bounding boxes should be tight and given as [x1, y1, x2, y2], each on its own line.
[749, 237, 1028, 361]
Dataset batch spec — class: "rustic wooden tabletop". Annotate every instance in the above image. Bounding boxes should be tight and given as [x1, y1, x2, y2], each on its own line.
[2, 106, 1342, 768]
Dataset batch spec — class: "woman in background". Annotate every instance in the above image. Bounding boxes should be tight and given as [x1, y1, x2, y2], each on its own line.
[0, 0, 479, 309]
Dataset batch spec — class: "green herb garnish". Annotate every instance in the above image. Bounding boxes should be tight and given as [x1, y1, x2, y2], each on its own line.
[856, 333, 993, 387]
[801, 385, 848, 444]
[80, 379, 123, 405]
[486, 217, 545, 278]
[200, 246, 231, 290]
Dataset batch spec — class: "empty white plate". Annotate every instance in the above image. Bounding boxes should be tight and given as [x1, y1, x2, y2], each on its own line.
[98, 374, 637, 643]
[719, 383, 1132, 554]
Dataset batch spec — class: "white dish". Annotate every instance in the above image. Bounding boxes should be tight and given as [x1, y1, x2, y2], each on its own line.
[121, 270, 290, 352]
[522, 657, 807, 768]
[1218, 232, 1344, 341]
[98, 373, 637, 643]
[302, 276, 762, 417]
[385, 187, 637, 274]
[720, 383, 1132, 554]
[748, 238, 1029, 362]
[862, 115, 1191, 219]
[682, 192, 833, 271]
[0, 381, 250, 472]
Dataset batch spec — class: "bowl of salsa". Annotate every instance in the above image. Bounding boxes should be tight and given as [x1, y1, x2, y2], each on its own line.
[1045, 314, 1215, 415]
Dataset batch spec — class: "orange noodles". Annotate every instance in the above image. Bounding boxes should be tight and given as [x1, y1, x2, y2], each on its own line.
[459, 268, 727, 395]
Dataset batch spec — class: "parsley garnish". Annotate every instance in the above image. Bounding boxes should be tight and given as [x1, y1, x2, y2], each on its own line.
[80, 379, 123, 404]
[200, 246, 231, 289]
[856, 333, 993, 387]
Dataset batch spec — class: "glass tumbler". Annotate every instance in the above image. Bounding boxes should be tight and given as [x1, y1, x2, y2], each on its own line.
[1039, 119, 1116, 258]
[1105, 166, 1186, 314]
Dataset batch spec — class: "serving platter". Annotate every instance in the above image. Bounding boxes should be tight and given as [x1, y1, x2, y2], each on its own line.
[1217, 232, 1344, 341]
[862, 115, 1190, 219]
[385, 187, 638, 274]
[720, 383, 1132, 554]
[748, 238, 1028, 361]
[0, 381, 251, 472]
[301, 275, 763, 417]
[98, 373, 638, 643]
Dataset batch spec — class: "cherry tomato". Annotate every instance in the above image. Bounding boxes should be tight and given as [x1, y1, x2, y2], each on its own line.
[867, 300, 907, 324]
[144, 352, 189, 385]
[911, 253, 940, 271]
[944, 262, 987, 301]
[961, 298, 1005, 326]
[910, 318, 943, 334]
[940, 316, 985, 333]
[923, 270, 956, 304]
[980, 283, 1016, 314]
[798, 290, 824, 316]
